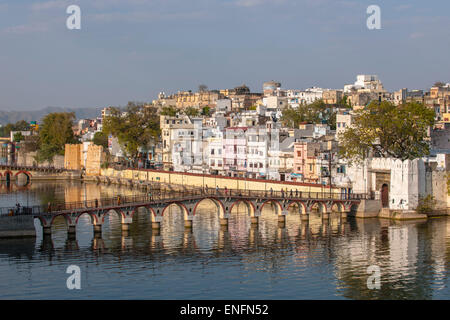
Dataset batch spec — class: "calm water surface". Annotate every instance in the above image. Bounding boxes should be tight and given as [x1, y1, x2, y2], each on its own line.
[0, 181, 449, 299]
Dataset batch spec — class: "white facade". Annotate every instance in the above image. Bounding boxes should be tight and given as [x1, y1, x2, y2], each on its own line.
[347, 158, 447, 211]
[207, 129, 225, 174]
[286, 87, 323, 108]
[263, 96, 287, 109]
[344, 74, 385, 93]
[246, 126, 269, 178]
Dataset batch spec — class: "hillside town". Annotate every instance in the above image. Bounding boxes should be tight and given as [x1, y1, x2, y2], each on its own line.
[2, 75, 450, 216]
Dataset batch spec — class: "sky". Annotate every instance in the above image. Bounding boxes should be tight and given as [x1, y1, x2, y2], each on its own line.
[0, 0, 449, 111]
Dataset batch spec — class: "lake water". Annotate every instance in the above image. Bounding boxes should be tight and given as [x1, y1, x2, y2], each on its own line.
[0, 181, 448, 299]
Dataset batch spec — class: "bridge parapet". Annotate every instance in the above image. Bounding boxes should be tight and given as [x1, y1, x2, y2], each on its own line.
[0, 184, 370, 237]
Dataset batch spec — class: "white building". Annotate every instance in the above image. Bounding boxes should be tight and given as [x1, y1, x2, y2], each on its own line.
[246, 126, 269, 179]
[286, 87, 323, 108]
[207, 129, 225, 175]
[344, 74, 386, 93]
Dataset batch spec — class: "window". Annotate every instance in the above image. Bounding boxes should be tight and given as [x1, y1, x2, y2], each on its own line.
[297, 151, 302, 157]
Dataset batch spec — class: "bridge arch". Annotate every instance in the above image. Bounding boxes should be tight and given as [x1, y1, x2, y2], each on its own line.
[76, 212, 99, 225]
[4, 170, 12, 182]
[228, 199, 256, 217]
[130, 206, 156, 222]
[50, 213, 73, 227]
[35, 216, 49, 228]
[101, 209, 125, 224]
[331, 202, 344, 213]
[192, 197, 225, 218]
[161, 202, 189, 220]
[310, 201, 328, 214]
[258, 199, 282, 215]
[287, 201, 307, 214]
[15, 170, 32, 184]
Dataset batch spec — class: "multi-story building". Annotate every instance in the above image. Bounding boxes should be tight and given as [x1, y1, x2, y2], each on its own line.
[293, 140, 321, 183]
[160, 114, 194, 170]
[344, 75, 386, 93]
[336, 111, 353, 141]
[207, 129, 225, 175]
[286, 87, 323, 108]
[246, 126, 269, 179]
[322, 89, 344, 105]
[171, 118, 207, 173]
[223, 127, 248, 177]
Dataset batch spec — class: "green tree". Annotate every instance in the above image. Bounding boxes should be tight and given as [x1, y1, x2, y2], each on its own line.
[416, 195, 436, 214]
[281, 100, 336, 129]
[37, 112, 78, 163]
[184, 107, 200, 117]
[201, 106, 211, 116]
[338, 101, 435, 163]
[102, 102, 160, 161]
[13, 132, 24, 142]
[160, 105, 178, 116]
[92, 131, 109, 149]
[0, 120, 31, 137]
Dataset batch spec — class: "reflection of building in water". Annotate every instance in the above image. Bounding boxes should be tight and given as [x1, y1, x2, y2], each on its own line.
[333, 219, 438, 299]
[388, 225, 418, 278]
[429, 218, 449, 287]
[64, 183, 141, 203]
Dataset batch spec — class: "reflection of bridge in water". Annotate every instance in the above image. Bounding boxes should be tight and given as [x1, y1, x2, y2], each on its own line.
[36, 213, 353, 255]
[24, 186, 369, 237]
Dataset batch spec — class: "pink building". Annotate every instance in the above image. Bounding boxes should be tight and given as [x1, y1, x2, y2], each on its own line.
[293, 141, 320, 182]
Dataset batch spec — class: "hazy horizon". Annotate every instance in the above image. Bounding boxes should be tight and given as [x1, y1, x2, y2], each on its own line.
[0, 0, 449, 111]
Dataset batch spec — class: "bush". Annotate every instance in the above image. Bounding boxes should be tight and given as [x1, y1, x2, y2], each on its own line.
[416, 195, 436, 214]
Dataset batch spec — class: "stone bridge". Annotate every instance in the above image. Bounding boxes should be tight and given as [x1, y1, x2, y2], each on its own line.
[28, 188, 367, 237]
[0, 165, 70, 184]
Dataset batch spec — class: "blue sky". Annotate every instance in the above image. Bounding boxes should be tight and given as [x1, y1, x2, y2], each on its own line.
[0, 0, 449, 111]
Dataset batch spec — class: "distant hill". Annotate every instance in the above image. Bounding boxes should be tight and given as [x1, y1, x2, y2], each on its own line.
[0, 107, 103, 125]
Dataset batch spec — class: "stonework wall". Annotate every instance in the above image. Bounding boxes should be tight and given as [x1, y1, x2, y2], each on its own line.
[16, 150, 64, 169]
[85, 145, 104, 176]
[64, 144, 82, 170]
[100, 168, 337, 194]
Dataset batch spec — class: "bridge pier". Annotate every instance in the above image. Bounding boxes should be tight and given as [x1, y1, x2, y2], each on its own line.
[152, 222, 161, 230]
[322, 212, 330, 220]
[93, 224, 102, 234]
[250, 216, 259, 225]
[68, 225, 76, 235]
[301, 213, 309, 221]
[220, 218, 229, 226]
[278, 210, 287, 228]
[43, 226, 51, 236]
[184, 219, 193, 228]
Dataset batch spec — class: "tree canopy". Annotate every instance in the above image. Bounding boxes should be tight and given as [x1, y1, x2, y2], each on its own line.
[92, 131, 109, 149]
[160, 105, 178, 116]
[0, 120, 30, 137]
[338, 101, 435, 163]
[184, 107, 200, 117]
[102, 102, 160, 160]
[281, 100, 336, 129]
[37, 112, 78, 163]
